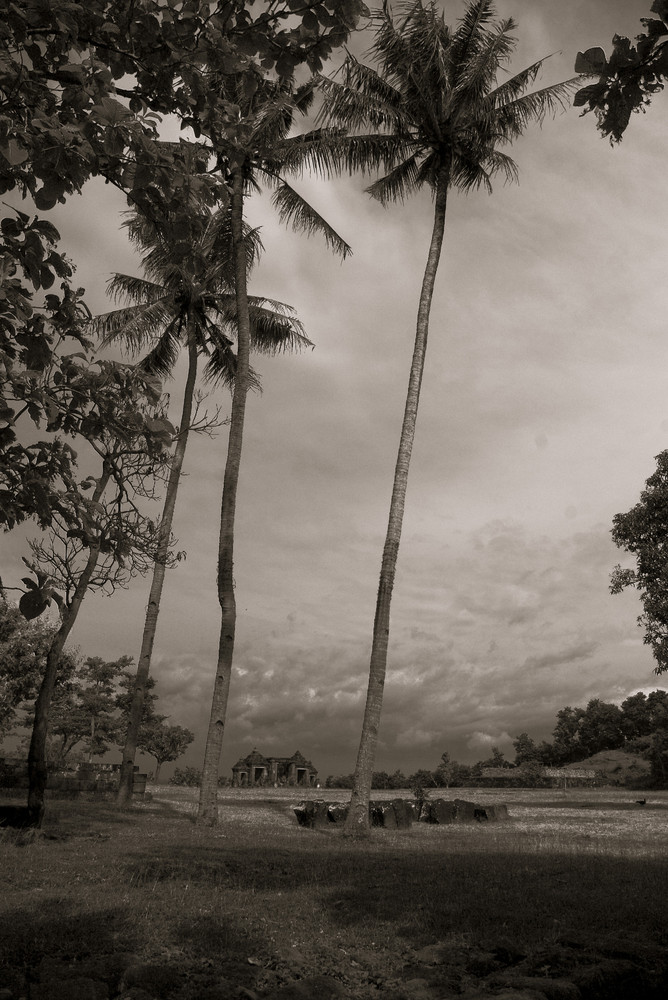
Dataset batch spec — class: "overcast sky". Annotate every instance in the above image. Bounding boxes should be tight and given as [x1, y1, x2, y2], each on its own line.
[4, 0, 668, 780]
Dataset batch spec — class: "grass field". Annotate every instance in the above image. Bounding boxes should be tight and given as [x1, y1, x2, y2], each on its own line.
[1, 786, 668, 999]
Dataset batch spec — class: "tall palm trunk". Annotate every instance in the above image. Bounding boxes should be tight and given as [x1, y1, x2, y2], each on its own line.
[117, 336, 199, 804]
[27, 469, 110, 826]
[344, 169, 450, 836]
[197, 168, 251, 825]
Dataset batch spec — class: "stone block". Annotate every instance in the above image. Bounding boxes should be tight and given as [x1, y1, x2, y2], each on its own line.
[453, 799, 477, 822]
[418, 800, 433, 823]
[378, 802, 398, 829]
[391, 798, 413, 828]
[293, 800, 330, 829]
[327, 803, 348, 824]
[369, 801, 384, 826]
[475, 803, 509, 822]
[430, 798, 457, 824]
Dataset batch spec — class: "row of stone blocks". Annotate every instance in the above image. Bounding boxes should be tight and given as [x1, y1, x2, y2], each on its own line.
[294, 797, 509, 829]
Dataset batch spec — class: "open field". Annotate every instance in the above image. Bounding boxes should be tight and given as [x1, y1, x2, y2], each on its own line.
[1, 786, 668, 999]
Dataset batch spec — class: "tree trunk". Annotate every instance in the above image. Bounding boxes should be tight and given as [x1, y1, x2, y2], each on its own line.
[154, 760, 162, 782]
[117, 337, 199, 805]
[197, 168, 251, 825]
[344, 171, 450, 837]
[27, 471, 110, 826]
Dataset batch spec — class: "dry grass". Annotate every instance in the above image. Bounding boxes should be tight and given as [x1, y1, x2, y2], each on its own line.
[1, 786, 667, 998]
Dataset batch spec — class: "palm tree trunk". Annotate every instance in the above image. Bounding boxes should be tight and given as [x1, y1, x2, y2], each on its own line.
[27, 470, 110, 826]
[344, 169, 450, 837]
[117, 336, 199, 805]
[197, 168, 251, 825]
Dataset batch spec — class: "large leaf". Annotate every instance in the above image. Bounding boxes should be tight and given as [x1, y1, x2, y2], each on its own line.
[574, 47, 607, 75]
[19, 589, 49, 620]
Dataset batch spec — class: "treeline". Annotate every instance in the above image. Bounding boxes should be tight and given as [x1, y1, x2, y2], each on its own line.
[0, 602, 193, 780]
[326, 689, 668, 789]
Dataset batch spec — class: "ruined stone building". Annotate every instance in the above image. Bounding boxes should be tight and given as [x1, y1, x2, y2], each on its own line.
[231, 748, 318, 787]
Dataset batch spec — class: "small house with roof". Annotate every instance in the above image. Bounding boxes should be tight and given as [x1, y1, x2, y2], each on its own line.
[231, 748, 318, 787]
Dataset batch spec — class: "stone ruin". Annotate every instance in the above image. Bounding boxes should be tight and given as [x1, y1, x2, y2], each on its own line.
[232, 748, 318, 787]
[294, 797, 510, 829]
[0, 757, 148, 798]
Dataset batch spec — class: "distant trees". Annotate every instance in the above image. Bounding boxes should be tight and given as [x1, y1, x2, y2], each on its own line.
[323, 688, 668, 791]
[4, 644, 193, 777]
[138, 720, 194, 782]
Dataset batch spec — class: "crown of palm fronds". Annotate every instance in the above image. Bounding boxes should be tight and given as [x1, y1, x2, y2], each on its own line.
[318, 0, 580, 202]
[93, 204, 309, 387]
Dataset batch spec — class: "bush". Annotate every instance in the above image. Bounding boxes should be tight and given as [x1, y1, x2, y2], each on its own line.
[169, 766, 202, 787]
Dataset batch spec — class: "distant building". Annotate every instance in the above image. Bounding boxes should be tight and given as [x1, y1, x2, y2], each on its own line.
[231, 748, 318, 787]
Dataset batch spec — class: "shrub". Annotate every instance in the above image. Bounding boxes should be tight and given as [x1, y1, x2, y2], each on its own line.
[169, 766, 202, 787]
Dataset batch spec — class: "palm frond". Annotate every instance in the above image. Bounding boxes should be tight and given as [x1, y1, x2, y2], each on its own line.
[486, 55, 547, 106]
[450, 0, 497, 68]
[369, 1, 426, 87]
[138, 326, 183, 379]
[203, 339, 263, 393]
[271, 181, 352, 259]
[248, 304, 312, 355]
[451, 146, 518, 192]
[366, 153, 422, 204]
[251, 88, 300, 149]
[106, 273, 167, 306]
[203, 210, 264, 283]
[451, 17, 517, 107]
[493, 77, 580, 139]
[318, 60, 408, 132]
[93, 299, 176, 354]
[269, 129, 409, 180]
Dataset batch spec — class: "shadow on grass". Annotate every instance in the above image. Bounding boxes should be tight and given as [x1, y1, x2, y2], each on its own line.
[124, 840, 668, 954]
[0, 897, 265, 997]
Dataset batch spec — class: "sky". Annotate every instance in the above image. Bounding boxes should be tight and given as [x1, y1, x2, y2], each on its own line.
[4, 0, 668, 781]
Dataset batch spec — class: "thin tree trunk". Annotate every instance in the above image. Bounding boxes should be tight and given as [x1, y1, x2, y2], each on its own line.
[197, 168, 251, 825]
[154, 759, 162, 782]
[344, 171, 450, 837]
[117, 337, 199, 805]
[27, 470, 110, 826]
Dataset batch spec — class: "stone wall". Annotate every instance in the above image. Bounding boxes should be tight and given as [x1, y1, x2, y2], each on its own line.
[0, 757, 147, 797]
[294, 797, 510, 829]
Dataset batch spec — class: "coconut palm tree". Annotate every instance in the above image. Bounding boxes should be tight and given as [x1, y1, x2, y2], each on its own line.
[95, 207, 310, 805]
[196, 70, 392, 824]
[318, 0, 579, 835]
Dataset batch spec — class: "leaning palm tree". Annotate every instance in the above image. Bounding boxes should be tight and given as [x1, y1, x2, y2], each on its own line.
[318, 0, 579, 835]
[94, 207, 310, 805]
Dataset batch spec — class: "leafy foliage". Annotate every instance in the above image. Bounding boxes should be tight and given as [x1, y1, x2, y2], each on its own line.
[610, 450, 668, 674]
[0, 600, 76, 738]
[137, 719, 194, 781]
[574, 1, 668, 142]
[170, 765, 203, 787]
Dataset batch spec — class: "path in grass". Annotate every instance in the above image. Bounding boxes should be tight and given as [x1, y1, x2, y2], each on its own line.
[1, 787, 667, 999]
